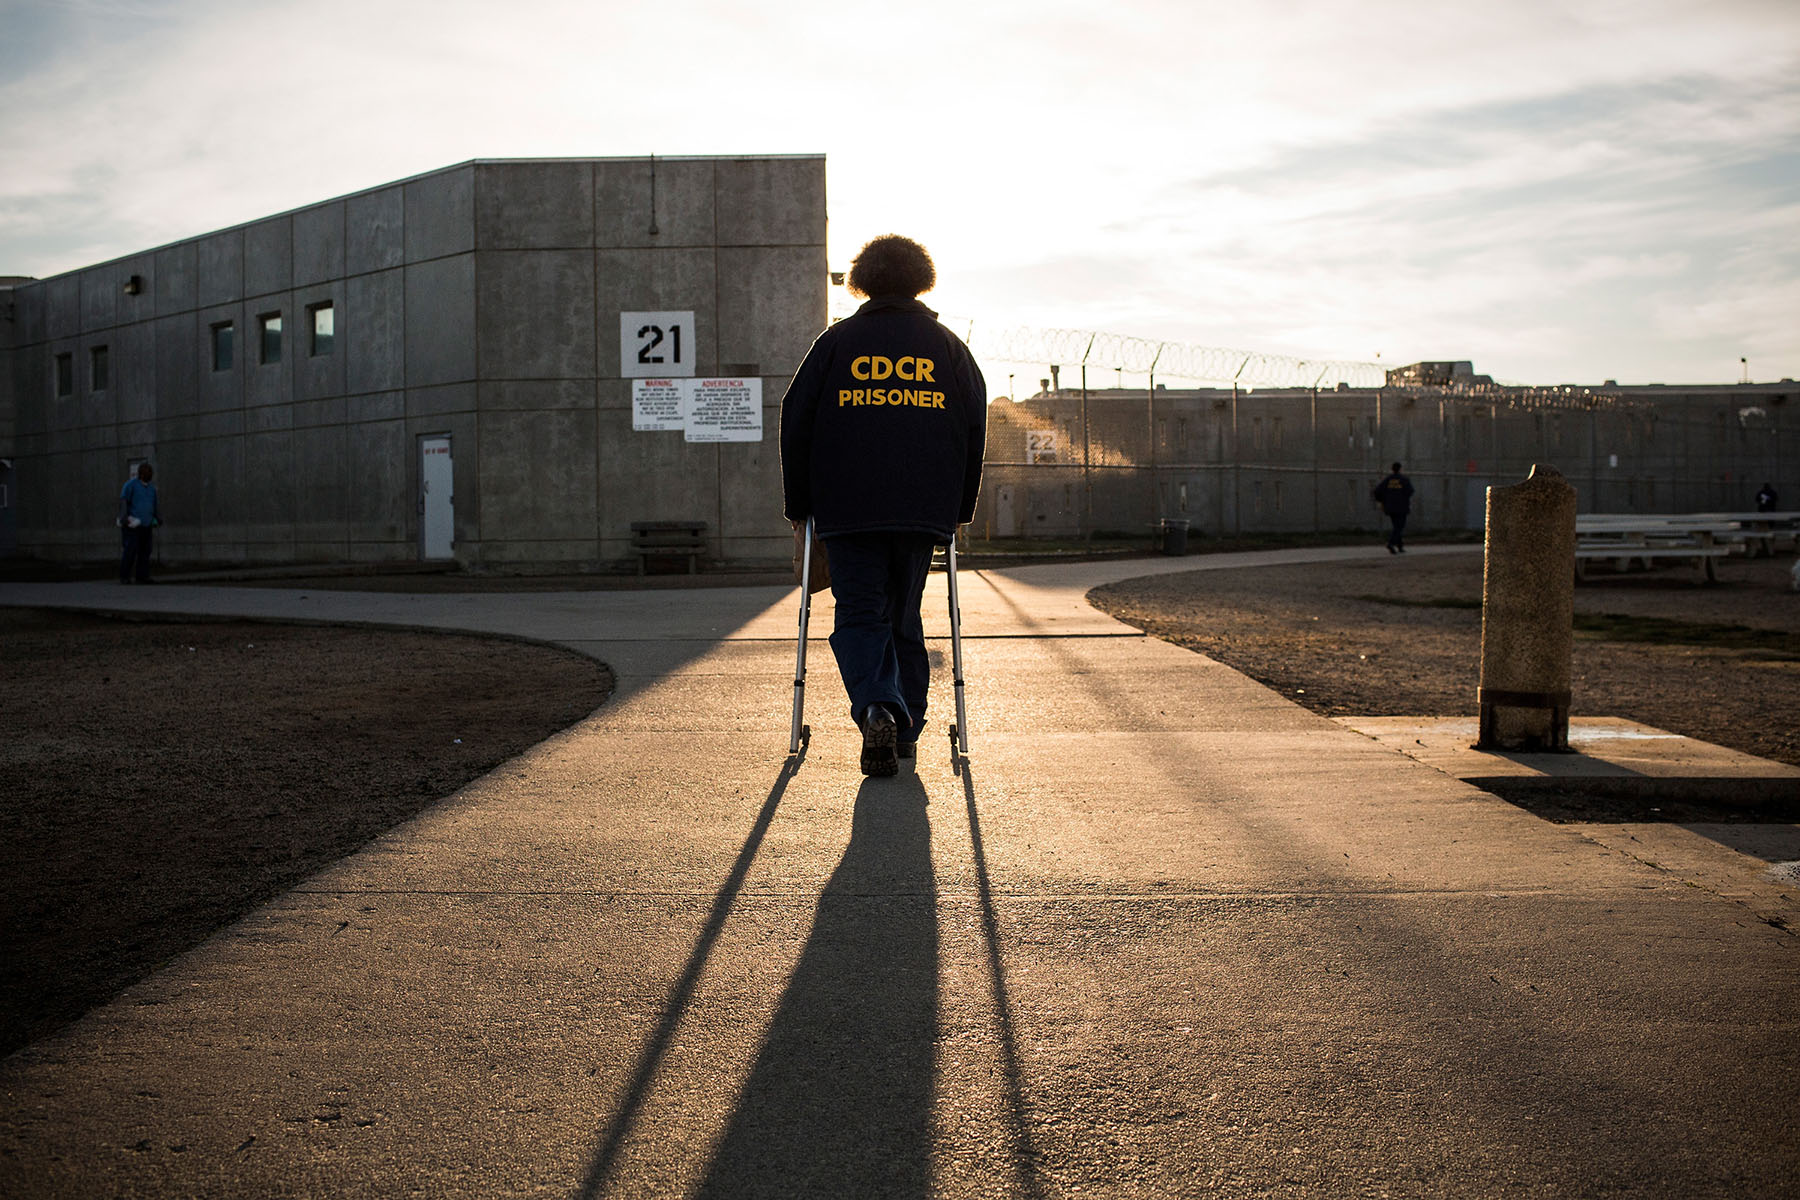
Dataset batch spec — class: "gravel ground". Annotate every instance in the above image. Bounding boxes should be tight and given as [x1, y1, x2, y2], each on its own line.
[1090, 552, 1800, 768]
[0, 609, 612, 1057]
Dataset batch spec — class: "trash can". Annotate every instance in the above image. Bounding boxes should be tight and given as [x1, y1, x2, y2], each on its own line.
[1160, 518, 1190, 555]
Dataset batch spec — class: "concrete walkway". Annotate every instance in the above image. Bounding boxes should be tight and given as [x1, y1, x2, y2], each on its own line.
[2, 545, 1795, 1198]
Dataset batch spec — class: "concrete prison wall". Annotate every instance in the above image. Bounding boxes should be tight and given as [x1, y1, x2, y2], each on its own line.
[977, 382, 1795, 540]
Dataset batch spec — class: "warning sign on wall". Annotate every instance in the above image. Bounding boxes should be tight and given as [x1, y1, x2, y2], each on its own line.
[632, 379, 687, 432]
[685, 378, 763, 444]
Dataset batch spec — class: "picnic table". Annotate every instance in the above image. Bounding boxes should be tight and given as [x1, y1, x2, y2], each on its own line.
[1573, 512, 1800, 583]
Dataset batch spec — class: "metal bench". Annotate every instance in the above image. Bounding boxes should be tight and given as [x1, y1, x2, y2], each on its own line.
[1574, 535, 1730, 583]
[629, 520, 708, 575]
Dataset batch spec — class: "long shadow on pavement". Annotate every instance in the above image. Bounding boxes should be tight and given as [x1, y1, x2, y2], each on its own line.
[691, 773, 938, 1199]
[958, 760, 1047, 1199]
[578, 748, 806, 1199]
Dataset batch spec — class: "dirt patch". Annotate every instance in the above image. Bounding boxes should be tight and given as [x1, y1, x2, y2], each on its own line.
[1090, 553, 1800, 768]
[0, 609, 612, 1057]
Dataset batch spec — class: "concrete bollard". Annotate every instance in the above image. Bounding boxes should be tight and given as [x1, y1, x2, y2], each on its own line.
[1477, 464, 1577, 751]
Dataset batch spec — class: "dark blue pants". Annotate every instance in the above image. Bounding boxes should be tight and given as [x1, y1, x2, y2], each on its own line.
[120, 527, 153, 582]
[824, 532, 936, 742]
[1386, 511, 1408, 550]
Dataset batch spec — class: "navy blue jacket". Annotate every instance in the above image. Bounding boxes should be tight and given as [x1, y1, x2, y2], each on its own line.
[780, 298, 986, 540]
[1373, 472, 1415, 516]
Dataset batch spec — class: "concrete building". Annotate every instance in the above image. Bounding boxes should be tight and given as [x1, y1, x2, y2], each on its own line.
[0, 155, 826, 569]
[979, 372, 1796, 540]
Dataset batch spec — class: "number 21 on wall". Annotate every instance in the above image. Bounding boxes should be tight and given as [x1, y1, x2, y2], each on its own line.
[637, 322, 681, 365]
[621, 310, 696, 378]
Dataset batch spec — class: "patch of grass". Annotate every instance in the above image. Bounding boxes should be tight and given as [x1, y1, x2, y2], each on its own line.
[1356, 596, 1800, 657]
[1572, 613, 1800, 657]
[1356, 594, 1481, 610]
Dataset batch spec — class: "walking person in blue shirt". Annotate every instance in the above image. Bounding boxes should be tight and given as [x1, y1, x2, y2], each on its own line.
[780, 235, 986, 776]
[117, 462, 160, 583]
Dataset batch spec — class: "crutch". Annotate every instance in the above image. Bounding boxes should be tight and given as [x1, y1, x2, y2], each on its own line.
[945, 530, 969, 758]
[789, 517, 815, 754]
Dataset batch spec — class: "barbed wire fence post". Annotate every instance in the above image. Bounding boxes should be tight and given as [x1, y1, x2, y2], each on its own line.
[1081, 333, 1096, 535]
[1147, 343, 1166, 534]
[1231, 355, 1250, 536]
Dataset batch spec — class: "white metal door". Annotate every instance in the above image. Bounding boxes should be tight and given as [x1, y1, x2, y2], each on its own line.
[995, 485, 1016, 537]
[420, 435, 454, 559]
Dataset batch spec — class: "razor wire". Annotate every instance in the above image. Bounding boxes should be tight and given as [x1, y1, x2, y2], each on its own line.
[942, 319, 1654, 412]
[942, 319, 1387, 390]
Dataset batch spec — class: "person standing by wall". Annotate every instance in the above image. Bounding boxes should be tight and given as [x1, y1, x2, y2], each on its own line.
[780, 235, 986, 776]
[1373, 462, 1414, 554]
[117, 462, 160, 583]
[1756, 482, 1779, 513]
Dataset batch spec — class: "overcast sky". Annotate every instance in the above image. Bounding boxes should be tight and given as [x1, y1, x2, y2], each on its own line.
[2, 0, 1794, 388]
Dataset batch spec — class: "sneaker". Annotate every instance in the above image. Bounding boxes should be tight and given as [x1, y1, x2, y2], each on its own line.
[860, 706, 898, 777]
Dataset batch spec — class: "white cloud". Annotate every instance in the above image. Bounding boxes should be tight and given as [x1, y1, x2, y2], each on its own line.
[1, 0, 1795, 383]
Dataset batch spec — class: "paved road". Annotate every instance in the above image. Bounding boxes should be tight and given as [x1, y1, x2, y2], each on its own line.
[2, 545, 1795, 1198]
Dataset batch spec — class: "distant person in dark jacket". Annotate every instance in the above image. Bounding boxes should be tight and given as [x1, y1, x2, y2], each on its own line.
[1372, 463, 1414, 554]
[1756, 482, 1778, 512]
[117, 462, 161, 583]
[780, 235, 986, 776]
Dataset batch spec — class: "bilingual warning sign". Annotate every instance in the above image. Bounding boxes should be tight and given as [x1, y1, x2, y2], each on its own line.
[632, 379, 686, 432]
[684, 378, 763, 444]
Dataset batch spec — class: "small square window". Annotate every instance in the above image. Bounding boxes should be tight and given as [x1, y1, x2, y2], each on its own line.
[310, 302, 334, 356]
[260, 313, 282, 365]
[55, 352, 73, 397]
[212, 322, 234, 371]
[91, 345, 109, 391]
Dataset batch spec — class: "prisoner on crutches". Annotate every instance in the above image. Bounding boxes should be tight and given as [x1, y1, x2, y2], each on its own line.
[788, 517, 815, 755]
[946, 531, 969, 758]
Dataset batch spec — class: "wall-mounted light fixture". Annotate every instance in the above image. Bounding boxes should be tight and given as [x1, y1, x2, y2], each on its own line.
[123, 275, 143, 296]
[830, 272, 845, 286]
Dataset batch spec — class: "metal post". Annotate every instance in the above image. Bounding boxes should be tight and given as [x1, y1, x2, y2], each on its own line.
[1589, 404, 1599, 512]
[947, 537, 969, 755]
[788, 518, 814, 754]
[1311, 385, 1320, 532]
[1080, 334, 1094, 538]
[1148, 345, 1165, 526]
[1231, 355, 1248, 536]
